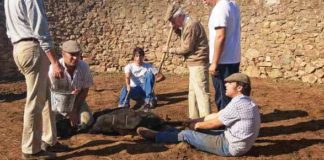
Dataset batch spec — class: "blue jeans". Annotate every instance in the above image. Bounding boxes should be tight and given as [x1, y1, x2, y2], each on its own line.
[156, 129, 231, 156]
[119, 72, 155, 106]
[212, 63, 240, 111]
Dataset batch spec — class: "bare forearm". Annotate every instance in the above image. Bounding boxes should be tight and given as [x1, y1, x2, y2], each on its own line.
[125, 74, 131, 87]
[74, 88, 88, 112]
[212, 28, 226, 65]
[195, 118, 223, 130]
[46, 50, 59, 65]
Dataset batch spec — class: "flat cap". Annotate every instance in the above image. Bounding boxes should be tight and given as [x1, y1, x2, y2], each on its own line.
[164, 3, 181, 21]
[62, 40, 81, 53]
[225, 73, 251, 85]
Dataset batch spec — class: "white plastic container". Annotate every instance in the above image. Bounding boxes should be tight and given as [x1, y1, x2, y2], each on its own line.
[51, 90, 76, 114]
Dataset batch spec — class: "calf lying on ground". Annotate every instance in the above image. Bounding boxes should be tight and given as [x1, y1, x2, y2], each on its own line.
[56, 108, 167, 138]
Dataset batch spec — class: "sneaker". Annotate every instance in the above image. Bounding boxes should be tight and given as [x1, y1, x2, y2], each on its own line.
[41, 141, 70, 152]
[136, 127, 157, 141]
[118, 104, 130, 108]
[22, 150, 56, 160]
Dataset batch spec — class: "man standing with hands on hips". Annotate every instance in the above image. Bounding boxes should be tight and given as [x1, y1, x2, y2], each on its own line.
[5, 0, 69, 159]
[202, 0, 241, 111]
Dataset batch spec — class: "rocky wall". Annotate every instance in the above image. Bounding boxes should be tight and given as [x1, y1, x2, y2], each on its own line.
[0, 0, 21, 81]
[1, 0, 323, 84]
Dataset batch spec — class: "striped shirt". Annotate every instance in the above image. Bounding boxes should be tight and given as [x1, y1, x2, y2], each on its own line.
[48, 58, 93, 92]
[218, 94, 260, 156]
[4, 0, 53, 53]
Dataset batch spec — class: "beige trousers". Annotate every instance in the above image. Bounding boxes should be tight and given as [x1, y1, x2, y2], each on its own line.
[13, 41, 57, 154]
[188, 65, 211, 119]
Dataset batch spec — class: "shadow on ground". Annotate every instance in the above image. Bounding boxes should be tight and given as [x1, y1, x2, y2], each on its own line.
[249, 139, 324, 156]
[58, 140, 168, 159]
[156, 91, 188, 106]
[0, 92, 26, 102]
[261, 109, 308, 123]
[259, 119, 324, 137]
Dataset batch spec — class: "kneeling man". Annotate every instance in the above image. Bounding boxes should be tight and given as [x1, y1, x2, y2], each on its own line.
[49, 40, 94, 131]
[137, 73, 260, 156]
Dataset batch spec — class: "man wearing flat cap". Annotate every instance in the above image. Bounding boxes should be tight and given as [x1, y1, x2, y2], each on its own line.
[164, 3, 211, 119]
[137, 73, 260, 157]
[48, 40, 94, 135]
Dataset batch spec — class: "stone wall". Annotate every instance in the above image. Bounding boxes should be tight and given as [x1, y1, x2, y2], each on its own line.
[0, 0, 21, 81]
[1, 0, 323, 84]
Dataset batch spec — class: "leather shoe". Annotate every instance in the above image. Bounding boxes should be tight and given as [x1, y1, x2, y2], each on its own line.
[41, 141, 70, 152]
[22, 150, 56, 160]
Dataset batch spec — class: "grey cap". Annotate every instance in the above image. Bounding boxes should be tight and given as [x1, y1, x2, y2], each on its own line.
[61, 40, 81, 53]
[164, 3, 181, 21]
[225, 73, 251, 85]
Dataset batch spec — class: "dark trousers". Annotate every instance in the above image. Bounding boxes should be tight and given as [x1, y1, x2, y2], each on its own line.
[211, 63, 240, 111]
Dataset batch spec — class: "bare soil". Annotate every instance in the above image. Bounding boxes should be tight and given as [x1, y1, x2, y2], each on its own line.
[0, 73, 323, 160]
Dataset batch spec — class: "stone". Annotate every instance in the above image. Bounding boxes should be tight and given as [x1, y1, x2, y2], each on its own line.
[106, 67, 117, 73]
[245, 48, 260, 59]
[258, 62, 272, 67]
[265, 56, 271, 62]
[244, 66, 261, 77]
[302, 75, 318, 84]
[305, 64, 316, 74]
[297, 70, 306, 77]
[280, 53, 293, 65]
[268, 69, 283, 78]
[174, 66, 188, 75]
[314, 69, 324, 78]
[284, 71, 296, 78]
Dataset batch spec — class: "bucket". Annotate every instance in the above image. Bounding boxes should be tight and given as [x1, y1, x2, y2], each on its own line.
[51, 90, 76, 114]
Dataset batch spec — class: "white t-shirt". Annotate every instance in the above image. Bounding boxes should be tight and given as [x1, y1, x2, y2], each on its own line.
[208, 0, 241, 64]
[124, 63, 158, 88]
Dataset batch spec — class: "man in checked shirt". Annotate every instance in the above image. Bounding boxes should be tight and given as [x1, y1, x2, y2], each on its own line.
[137, 73, 261, 156]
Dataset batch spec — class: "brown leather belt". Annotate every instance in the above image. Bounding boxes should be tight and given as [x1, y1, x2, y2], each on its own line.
[13, 38, 39, 45]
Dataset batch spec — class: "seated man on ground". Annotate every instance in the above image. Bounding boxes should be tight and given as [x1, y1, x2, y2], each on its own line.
[49, 40, 94, 133]
[118, 47, 165, 110]
[137, 73, 260, 157]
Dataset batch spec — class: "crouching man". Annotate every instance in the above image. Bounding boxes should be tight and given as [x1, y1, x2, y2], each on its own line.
[137, 73, 260, 156]
[49, 40, 94, 134]
[118, 47, 165, 110]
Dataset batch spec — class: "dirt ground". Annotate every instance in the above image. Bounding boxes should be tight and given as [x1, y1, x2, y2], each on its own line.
[0, 73, 323, 160]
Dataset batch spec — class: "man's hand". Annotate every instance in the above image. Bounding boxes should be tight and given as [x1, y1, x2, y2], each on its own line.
[209, 63, 218, 76]
[189, 121, 198, 130]
[162, 45, 175, 54]
[71, 88, 81, 95]
[68, 111, 80, 126]
[162, 45, 169, 53]
[126, 85, 131, 92]
[155, 72, 166, 83]
[51, 62, 64, 78]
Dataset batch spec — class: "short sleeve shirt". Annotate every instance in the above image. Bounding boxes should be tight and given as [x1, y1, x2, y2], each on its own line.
[48, 58, 93, 92]
[208, 0, 241, 64]
[124, 63, 158, 88]
[218, 94, 261, 156]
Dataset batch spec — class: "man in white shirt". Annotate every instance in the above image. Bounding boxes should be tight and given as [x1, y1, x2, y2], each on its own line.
[5, 0, 65, 159]
[137, 73, 260, 156]
[49, 40, 94, 136]
[118, 47, 164, 111]
[203, 0, 241, 111]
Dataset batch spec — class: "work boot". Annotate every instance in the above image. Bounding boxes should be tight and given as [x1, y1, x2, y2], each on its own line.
[136, 127, 157, 141]
[22, 150, 56, 160]
[41, 141, 70, 152]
